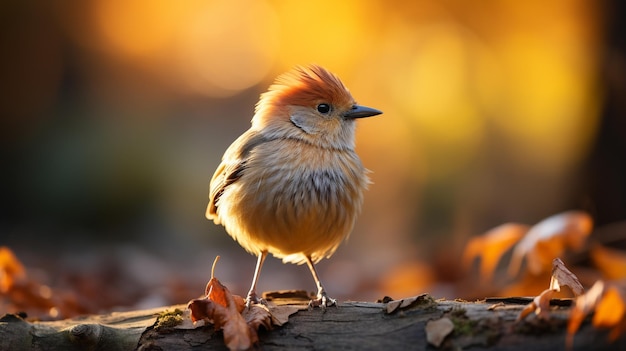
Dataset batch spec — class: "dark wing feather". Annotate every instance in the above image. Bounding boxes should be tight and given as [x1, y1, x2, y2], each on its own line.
[206, 131, 267, 222]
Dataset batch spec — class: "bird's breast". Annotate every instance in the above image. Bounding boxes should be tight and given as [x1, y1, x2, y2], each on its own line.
[218, 138, 369, 261]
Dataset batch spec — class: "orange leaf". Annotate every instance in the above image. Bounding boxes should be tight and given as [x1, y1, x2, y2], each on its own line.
[590, 245, 626, 280]
[593, 286, 625, 328]
[508, 211, 593, 277]
[517, 288, 556, 321]
[462, 223, 528, 281]
[0, 246, 26, 293]
[189, 287, 256, 350]
[567, 280, 626, 346]
[206, 277, 229, 307]
[189, 256, 263, 350]
[568, 280, 605, 337]
[205, 256, 228, 307]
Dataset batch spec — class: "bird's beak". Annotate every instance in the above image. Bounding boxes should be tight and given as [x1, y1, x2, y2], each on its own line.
[343, 105, 382, 119]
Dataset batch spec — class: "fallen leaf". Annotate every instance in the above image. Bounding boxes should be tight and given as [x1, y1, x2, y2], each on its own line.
[204, 256, 245, 314]
[517, 288, 556, 321]
[188, 291, 256, 350]
[426, 317, 454, 347]
[593, 286, 625, 328]
[517, 259, 582, 321]
[567, 280, 605, 339]
[550, 258, 584, 296]
[188, 257, 305, 350]
[508, 211, 593, 277]
[188, 257, 259, 350]
[590, 245, 626, 280]
[267, 305, 303, 326]
[243, 304, 273, 331]
[462, 224, 528, 281]
[385, 293, 433, 314]
[0, 246, 26, 293]
[567, 280, 626, 347]
[221, 292, 257, 351]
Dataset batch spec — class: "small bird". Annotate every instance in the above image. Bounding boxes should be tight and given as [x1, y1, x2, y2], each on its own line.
[206, 65, 381, 307]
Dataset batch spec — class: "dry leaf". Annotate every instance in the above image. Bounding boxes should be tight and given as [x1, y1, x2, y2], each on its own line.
[517, 288, 556, 321]
[0, 246, 26, 293]
[385, 293, 432, 314]
[593, 286, 625, 328]
[188, 257, 300, 350]
[550, 258, 584, 296]
[462, 224, 528, 281]
[567, 280, 605, 338]
[188, 257, 260, 351]
[567, 280, 626, 347]
[243, 304, 273, 331]
[508, 211, 593, 277]
[204, 256, 245, 313]
[425, 317, 454, 347]
[221, 291, 257, 351]
[205, 277, 245, 314]
[590, 245, 626, 280]
[188, 290, 256, 350]
[517, 259, 582, 321]
[267, 305, 302, 326]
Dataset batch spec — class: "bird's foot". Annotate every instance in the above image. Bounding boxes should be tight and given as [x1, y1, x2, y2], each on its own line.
[245, 292, 266, 308]
[308, 291, 337, 310]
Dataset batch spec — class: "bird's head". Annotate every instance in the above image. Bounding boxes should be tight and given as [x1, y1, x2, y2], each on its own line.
[252, 65, 381, 150]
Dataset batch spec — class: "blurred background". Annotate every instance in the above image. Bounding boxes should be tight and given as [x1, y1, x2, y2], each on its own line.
[1, 0, 625, 317]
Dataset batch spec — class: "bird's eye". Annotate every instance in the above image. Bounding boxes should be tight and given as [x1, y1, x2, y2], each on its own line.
[316, 103, 331, 114]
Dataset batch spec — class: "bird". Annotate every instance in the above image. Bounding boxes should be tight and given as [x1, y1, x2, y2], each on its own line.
[206, 64, 381, 308]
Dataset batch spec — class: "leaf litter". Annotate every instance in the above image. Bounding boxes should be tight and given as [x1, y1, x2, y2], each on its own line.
[517, 258, 583, 322]
[186, 256, 301, 351]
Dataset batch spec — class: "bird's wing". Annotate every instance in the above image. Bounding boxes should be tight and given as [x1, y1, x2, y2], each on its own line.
[206, 130, 267, 222]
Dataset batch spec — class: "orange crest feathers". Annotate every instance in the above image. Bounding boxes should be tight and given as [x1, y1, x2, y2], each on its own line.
[256, 65, 355, 114]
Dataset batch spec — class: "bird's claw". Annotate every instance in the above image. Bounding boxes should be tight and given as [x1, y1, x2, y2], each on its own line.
[308, 292, 337, 310]
[245, 293, 267, 308]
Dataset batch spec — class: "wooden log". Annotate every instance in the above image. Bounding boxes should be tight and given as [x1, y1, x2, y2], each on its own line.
[1, 293, 624, 351]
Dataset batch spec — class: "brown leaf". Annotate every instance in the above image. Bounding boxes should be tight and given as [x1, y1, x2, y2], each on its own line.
[243, 304, 273, 331]
[205, 277, 245, 313]
[385, 293, 432, 314]
[204, 256, 245, 313]
[567, 280, 626, 347]
[550, 258, 584, 296]
[188, 288, 255, 350]
[187, 298, 225, 325]
[508, 211, 593, 277]
[517, 288, 556, 321]
[425, 317, 454, 347]
[188, 257, 258, 350]
[188, 257, 304, 350]
[205, 256, 228, 307]
[462, 224, 528, 281]
[267, 305, 302, 326]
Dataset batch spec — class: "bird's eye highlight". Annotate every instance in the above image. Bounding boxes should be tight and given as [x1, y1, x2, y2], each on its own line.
[316, 103, 331, 114]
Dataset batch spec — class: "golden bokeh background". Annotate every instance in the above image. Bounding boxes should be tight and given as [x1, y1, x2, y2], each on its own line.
[2, 0, 623, 308]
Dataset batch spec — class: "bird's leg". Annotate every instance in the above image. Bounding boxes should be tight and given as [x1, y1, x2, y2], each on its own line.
[305, 256, 337, 309]
[246, 250, 268, 307]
